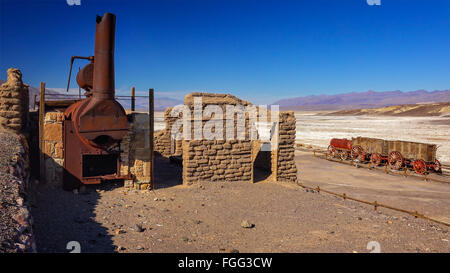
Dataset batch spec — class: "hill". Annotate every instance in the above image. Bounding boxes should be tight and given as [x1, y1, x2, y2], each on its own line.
[273, 90, 450, 111]
[326, 102, 450, 117]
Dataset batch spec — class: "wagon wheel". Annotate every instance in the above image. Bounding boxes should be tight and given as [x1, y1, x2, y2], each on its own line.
[388, 151, 403, 170]
[370, 153, 382, 166]
[434, 159, 442, 173]
[339, 150, 348, 160]
[327, 145, 337, 158]
[413, 159, 427, 175]
[351, 145, 365, 161]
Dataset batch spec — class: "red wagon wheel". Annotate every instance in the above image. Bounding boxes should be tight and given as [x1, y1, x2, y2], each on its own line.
[434, 159, 442, 173]
[339, 150, 348, 160]
[327, 145, 337, 158]
[413, 159, 427, 175]
[370, 153, 382, 166]
[388, 151, 403, 170]
[351, 145, 365, 161]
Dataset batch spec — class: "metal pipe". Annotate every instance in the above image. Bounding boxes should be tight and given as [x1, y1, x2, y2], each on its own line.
[93, 13, 116, 100]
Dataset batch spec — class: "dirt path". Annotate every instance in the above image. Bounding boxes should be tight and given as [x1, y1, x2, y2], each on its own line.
[295, 151, 450, 223]
[32, 156, 449, 253]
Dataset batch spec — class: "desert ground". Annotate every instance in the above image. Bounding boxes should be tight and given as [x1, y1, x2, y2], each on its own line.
[32, 153, 450, 253]
[31, 112, 450, 253]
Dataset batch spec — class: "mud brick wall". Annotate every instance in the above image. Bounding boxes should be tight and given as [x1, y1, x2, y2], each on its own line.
[275, 111, 297, 182]
[182, 93, 253, 184]
[182, 139, 253, 184]
[0, 68, 29, 133]
[120, 112, 152, 189]
[43, 111, 64, 187]
[154, 107, 182, 157]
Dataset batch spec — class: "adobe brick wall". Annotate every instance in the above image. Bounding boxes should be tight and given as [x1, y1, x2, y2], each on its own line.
[275, 111, 297, 182]
[43, 111, 64, 187]
[0, 68, 29, 133]
[120, 112, 152, 189]
[153, 92, 298, 185]
[154, 107, 182, 157]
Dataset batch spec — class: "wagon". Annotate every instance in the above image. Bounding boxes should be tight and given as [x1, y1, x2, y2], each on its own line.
[328, 137, 441, 174]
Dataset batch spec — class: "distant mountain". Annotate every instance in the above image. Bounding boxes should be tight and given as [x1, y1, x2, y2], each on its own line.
[327, 102, 450, 117]
[273, 90, 450, 111]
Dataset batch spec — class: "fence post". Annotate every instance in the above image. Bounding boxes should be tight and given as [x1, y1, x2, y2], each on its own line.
[39, 82, 46, 183]
[149, 88, 154, 190]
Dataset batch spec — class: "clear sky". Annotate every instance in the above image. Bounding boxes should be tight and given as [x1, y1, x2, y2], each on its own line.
[1, 0, 449, 104]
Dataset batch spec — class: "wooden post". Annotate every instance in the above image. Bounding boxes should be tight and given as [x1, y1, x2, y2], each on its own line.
[39, 82, 45, 183]
[131, 86, 135, 111]
[149, 88, 154, 190]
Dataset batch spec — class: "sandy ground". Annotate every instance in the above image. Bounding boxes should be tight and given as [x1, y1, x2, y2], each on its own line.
[295, 151, 450, 223]
[32, 155, 450, 253]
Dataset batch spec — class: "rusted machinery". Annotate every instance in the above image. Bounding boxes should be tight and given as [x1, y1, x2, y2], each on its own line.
[63, 13, 130, 190]
[328, 137, 442, 175]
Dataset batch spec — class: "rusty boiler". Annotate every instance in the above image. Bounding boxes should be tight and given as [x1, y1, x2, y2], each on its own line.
[63, 13, 130, 190]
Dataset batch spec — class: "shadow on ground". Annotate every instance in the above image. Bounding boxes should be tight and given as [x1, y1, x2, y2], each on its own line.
[153, 155, 183, 189]
[32, 154, 184, 252]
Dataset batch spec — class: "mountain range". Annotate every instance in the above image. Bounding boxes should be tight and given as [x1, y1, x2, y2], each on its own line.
[272, 90, 450, 111]
[1, 80, 449, 112]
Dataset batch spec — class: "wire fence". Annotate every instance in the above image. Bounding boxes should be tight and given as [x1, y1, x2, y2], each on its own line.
[34, 91, 152, 111]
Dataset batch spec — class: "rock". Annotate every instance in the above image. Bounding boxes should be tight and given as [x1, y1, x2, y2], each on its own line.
[136, 245, 144, 250]
[241, 220, 254, 228]
[135, 223, 145, 232]
[228, 248, 239, 253]
[115, 229, 125, 235]
[182, 236, 189, 242]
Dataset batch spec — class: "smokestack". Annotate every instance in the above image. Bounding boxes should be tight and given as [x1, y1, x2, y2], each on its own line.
[93, 13, 116, 100]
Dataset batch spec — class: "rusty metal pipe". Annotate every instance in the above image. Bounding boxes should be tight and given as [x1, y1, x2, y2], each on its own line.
[93, 13, 116, 100]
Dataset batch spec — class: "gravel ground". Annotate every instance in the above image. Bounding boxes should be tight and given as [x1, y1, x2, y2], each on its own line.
[32, 156, 449, 253]
[0, 132, 24, 252]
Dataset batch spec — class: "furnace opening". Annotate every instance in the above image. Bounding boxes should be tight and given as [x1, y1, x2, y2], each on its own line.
[82, 154, 118, 177]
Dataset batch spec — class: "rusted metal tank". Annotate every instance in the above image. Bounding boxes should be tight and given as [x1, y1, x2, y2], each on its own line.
[330, 138, 352, 150]
[63, 13, 130, 190]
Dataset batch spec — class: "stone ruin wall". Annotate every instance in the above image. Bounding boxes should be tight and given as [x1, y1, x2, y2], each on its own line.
[154, 92, 298, 184]
[0, 68, 29, 133]
[154, 107, 182, 157]
[275, 111, 297, 182]
[41, 91, 298, 188]
[0, 68, 35, 252]
[181, 93, 254, 184]
[120, 112, 152, 189]
[43, 111, 64, 187]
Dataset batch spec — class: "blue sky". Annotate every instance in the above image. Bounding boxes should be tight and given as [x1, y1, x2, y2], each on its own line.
[1, 0, 449, 104]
